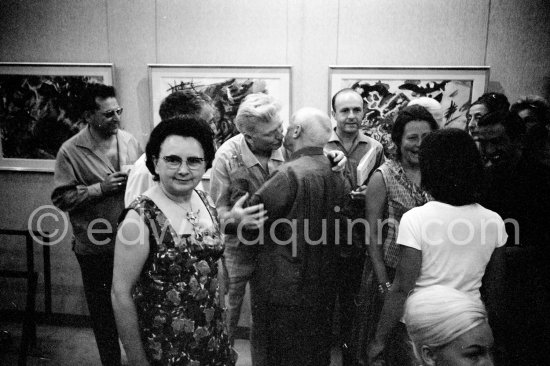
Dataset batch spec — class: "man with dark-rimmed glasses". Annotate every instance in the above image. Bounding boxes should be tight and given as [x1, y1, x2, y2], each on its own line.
[52, 83, 141, 365]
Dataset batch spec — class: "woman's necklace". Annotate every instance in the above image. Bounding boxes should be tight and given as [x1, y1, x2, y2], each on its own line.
[162, 188, 202, 238]
[174, 200, 200, 227]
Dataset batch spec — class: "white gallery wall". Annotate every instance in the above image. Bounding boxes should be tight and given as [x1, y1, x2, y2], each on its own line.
[0, 0, 549, 315]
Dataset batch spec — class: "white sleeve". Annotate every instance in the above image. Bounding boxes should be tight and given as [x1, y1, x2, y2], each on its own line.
[396, 210, 422, 250]
[496, 215, 508, 248]
[209, 153, 232, 217]
[124, 157, 154, 207]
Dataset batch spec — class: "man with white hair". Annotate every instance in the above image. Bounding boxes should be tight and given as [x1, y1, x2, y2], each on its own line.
[210, 93, 285, 365]
[245, 107, 350, 365]
[211, 95, 347, 365]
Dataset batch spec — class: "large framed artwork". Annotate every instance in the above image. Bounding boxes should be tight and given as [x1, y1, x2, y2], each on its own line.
[329, 66, 489, 157]
[148, 64, 292, 146]
[0, 62, 114, 172]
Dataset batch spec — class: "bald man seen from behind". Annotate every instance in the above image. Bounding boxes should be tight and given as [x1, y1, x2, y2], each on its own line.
[246, 107, 350, 366]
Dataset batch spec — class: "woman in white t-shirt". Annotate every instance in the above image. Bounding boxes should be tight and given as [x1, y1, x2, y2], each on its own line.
[367, 128, 507, 366]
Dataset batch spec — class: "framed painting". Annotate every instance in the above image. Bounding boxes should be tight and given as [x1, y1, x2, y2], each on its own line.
[0, 62, 114, 172]
[329, 66, 489, 157]
[148, 64, 292, 146]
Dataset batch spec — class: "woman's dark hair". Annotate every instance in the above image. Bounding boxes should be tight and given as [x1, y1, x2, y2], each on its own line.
[392, 105, 439, 159]
[471, 92, 510, 114]
[420, 128, 484, 206]
[145, 117, 215, 181]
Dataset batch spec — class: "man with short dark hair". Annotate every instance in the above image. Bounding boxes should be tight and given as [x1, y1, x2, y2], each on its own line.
[478, 110, 550, 365]
[326, 88, 384, 365]
[52, 84, 141, 365]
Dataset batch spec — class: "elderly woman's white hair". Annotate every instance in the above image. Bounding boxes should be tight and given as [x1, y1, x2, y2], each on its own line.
[234, 93, 282, 134]
[408, 97, 444, 127]
[404, 285, 488, 359]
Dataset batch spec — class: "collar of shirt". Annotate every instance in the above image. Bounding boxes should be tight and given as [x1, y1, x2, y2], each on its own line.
[290, 146, 326, 160]
[238, 133, 285, 168]
[74, 126, 134, 171]
[328, 128, 372, 147]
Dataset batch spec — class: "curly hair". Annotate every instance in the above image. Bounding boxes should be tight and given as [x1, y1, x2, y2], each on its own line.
[158, 89, 212, 120]
[419, 128, 484, 205]
[145, 117, 215, 181]
[391, 105, 439, 159]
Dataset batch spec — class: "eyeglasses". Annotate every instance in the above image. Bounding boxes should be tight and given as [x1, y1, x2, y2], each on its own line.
[161, 155, 205, 170]
[101, 107, 123, 118]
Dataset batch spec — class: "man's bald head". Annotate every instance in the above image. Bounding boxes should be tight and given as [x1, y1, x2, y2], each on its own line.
[284, 107, 332, 152]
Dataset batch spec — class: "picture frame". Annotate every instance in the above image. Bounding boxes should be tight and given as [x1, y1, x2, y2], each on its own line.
[148, 64, 292, 146]
[0, 62, 114, 172]
[329, 65, 490, 157]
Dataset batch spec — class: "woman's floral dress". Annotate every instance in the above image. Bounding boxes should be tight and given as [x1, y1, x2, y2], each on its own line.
[127, 191, 235, 365]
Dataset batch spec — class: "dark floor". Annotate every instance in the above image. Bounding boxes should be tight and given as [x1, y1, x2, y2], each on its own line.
[0, 322, 252, 366]
[0, 322, 345, 365]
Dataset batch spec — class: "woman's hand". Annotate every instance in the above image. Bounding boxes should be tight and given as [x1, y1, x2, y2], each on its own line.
[368, 247, 422, 365]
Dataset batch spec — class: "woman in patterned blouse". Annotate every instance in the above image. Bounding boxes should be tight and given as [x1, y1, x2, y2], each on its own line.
[112, 117, 235, 366]
[352, 105, 439, 365]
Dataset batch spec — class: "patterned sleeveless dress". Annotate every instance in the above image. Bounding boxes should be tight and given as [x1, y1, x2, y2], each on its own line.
[126, 190, 235, 366]
[351, 159, 431, 365]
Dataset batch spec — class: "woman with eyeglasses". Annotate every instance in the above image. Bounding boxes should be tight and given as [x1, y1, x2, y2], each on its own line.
[112, 117, 235, 365]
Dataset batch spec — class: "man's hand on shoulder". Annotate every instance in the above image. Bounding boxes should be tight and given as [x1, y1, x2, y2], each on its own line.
[220, 193, 268, 232]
